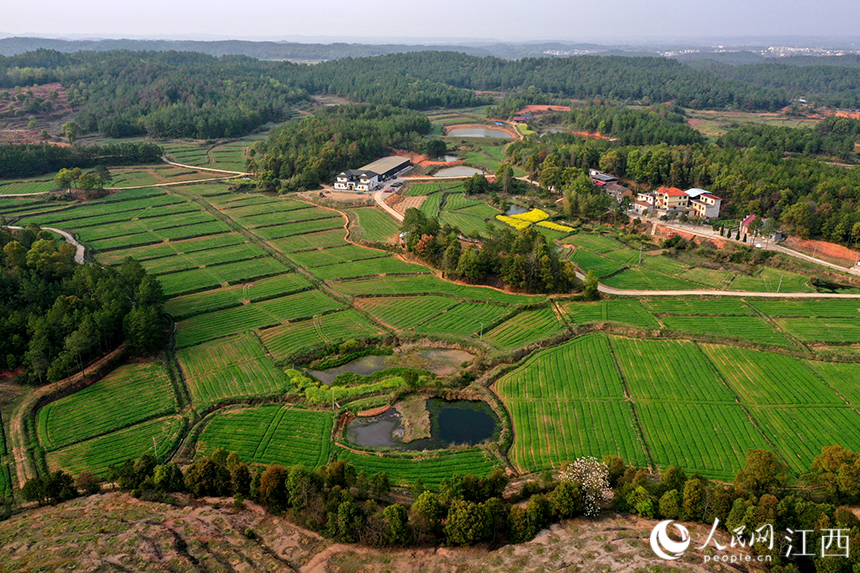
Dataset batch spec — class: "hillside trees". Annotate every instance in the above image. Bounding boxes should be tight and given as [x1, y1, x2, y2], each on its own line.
[249, 104, 430, 191]
[0, 230, 165, 382]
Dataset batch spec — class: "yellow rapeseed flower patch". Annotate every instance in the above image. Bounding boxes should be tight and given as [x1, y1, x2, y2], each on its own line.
[495, 215, 531, 230]
[536, 221, 575, 233]
[509, 209, 550, 223]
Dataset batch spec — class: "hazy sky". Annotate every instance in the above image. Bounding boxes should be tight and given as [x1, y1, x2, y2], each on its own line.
[4, 0, 860, 43]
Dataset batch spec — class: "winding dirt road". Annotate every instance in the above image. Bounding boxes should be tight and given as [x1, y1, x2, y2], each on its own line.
[6, 225, 85, 263]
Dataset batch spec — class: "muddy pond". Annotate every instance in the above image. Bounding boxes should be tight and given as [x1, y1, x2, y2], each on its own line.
[310, 348, 474, 385]
[347, 398, 501, 450]
[433, 166, 484, 177]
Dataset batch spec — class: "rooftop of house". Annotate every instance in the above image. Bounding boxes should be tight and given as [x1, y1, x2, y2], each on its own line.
[657, 187, 688, 197]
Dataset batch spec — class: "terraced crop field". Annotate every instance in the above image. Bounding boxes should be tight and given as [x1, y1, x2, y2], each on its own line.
[348, 208, 400, 243]
[158, 257, 290, 297]
[259, 310, 384, 360]
[331, 275, 544, 304]
[45, 416, 184, 476]
[288, 244, 389, 268]
[774, 318, 860, 343]
[416, 302, 512, 337]
[336, 447, 499, 488]
[661, 315, 794, 347]
[164, 273, 312, 319]
[310, 256, 430, 280]
[176, 334, 289, 409]
[642, 298, 755, 316]
[749, 299, 860, 317]
[197, 405, 333, 468]
[569, 250, 628, 278]
[356, 296, 458, 330]
[484, 308, 567, 350]
[36, 363, 177, 452]
[176, 289, 344, 347]
[269, 229, 349, 253]
[560, 300, 659, 329]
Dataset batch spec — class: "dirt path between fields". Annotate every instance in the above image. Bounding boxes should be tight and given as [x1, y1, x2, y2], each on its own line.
[5, 225, 85, 264]
[8, 345, 125, 487]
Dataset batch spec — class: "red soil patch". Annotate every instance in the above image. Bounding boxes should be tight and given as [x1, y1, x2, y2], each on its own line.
[835, 111, 860, 120]
[357, 404, 391, 417]
[517, 104, 571, 114]
[0, 130, 71, 146]
[654, 224, 731, 249]
[783, 236, 860, 266]
[571, 131, 615, 141]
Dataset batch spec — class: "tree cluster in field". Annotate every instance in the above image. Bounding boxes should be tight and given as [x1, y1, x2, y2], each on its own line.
[345, 52, 789, 111]
[21, 450, 614, 548]
[400, 208, 579, 294]
[20, 444, 860, 571]
[505, 132, 860, 244]
[0, 141, 162, 179]
[53, 165, 112, 198]
[0, 232, 165, 383]
[249, 104, 431, 192]
[486, 90, 559, 120]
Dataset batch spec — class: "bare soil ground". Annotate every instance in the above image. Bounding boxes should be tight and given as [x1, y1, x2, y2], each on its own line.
[0, 491, 768, 573]
[393, 195, 426, 215]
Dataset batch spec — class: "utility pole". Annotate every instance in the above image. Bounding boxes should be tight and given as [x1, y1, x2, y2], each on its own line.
[777, 273, 784, 294]
[152, 436, 158, 462]
[638, 244, 643, 265]
[480, 323, 483, 341]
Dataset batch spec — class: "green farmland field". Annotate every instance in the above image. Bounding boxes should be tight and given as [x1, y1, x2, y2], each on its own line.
[176, 289, 344, 347]
[336, 447, 499, 488]
[164, 273, 312, 319]
[197, 405, 333, 468]
[484, 308, 567, 350]
[259, 310, 384, 360]
[348, 207, 400, 243]
[36, 363, 176, 452]
[176, 333, 290, 409]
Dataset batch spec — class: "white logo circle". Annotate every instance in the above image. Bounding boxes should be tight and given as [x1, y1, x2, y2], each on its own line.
[650, 520, 691, 560]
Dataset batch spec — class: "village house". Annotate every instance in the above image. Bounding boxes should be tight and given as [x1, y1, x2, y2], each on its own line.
[688, 192, 722, 219]
[334, 156, 412, 192]
[654, 187, 689, 211]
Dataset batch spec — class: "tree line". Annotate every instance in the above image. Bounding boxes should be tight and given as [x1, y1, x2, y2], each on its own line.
[0, 141, 162, 179]
[0, 226, 165, 384]
[17, 443, 860, 573]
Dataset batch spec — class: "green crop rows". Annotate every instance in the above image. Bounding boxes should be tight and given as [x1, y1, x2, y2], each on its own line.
[165, 273, 312, 320]
[288, 244, 389, 268]
[46, 416, 184, 477]
[177, 334, 289, 409]
[176, 290, 344, 347]
[198, 405, 333, 468]
[259, 310, 384, 360]
[158, 257, 290, 297]
[37, 362, 176, 451]
[336, 447, 499, 488]
[357, 296, 458, 330]
[484, 308, 567, 350]
[348, 208, 401, 243]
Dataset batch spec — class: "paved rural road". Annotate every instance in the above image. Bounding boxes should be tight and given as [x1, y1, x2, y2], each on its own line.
[659, 221, 860, 276]
[7, 225, 85, 263]
[374, 188, 405, 222]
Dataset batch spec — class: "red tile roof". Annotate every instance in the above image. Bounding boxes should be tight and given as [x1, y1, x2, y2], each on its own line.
[741, 214, 756, 226]
[700, 193, 722, 201]
[657, 187, 687, 197]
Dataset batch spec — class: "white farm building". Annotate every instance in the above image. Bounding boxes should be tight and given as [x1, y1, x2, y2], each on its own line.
[334, 156, 412, 192]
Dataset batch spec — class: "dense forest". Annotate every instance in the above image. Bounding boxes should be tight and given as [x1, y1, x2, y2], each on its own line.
[0, 141, 162, 178]
[0, 50, 482, 139]
[6, 49, 860, 143]
[0, 226, 164, 383]
[248, 104, 431, 192]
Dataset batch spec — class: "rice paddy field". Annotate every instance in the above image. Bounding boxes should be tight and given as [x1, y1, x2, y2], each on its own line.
[1, 166, 858, 491]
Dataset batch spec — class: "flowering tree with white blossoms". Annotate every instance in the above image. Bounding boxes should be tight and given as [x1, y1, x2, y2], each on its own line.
[558, 457, 613, 517]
